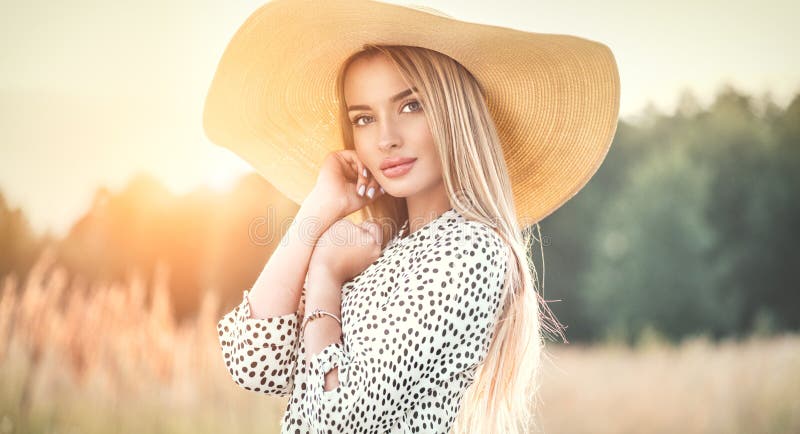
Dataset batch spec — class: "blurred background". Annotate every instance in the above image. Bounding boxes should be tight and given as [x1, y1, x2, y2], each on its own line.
[1, 0, 798, 433]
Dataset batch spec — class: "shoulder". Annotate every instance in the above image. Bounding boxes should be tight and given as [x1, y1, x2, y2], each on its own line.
[430, 218, 509, 266]
[463, 219, 507, 251]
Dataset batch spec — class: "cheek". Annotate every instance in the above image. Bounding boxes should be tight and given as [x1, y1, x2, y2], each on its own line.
[353, 137, 378, 171]
[423, 154, 443, 180]
[352, 130, 374, 153]
[352, 132, 369, 154]
[409, 117, 434, 143]
[411, 121, 438, 162]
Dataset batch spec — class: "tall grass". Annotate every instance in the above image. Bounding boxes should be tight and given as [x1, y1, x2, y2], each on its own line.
[1, 247, 798, 433]
[538, 333, 800, 433]
[0, 246, 288, 434]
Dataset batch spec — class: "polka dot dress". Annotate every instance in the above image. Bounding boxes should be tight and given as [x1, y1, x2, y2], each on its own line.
[217, 207, 509, 433]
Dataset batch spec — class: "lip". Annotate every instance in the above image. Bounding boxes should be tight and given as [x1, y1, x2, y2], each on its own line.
[381, 159, 416, 178]
[380, 156, 417, 170]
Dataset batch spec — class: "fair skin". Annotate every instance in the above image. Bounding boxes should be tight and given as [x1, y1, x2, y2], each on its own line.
[246, 52, 452, 392]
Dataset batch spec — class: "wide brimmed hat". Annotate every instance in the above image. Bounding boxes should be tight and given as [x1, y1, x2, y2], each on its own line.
[202, 0, 621, 226]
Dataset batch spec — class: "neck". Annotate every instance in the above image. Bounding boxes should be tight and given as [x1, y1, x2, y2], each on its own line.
[403, 182, 451, 236]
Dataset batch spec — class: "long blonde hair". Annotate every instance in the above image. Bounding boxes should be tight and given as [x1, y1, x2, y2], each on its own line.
[335, 44, 567, 434]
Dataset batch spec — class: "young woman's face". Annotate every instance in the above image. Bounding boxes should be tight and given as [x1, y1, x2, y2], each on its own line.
[343, 54, 443, 198]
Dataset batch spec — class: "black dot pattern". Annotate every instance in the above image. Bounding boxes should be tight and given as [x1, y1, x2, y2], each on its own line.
[217, 207, 509, 433]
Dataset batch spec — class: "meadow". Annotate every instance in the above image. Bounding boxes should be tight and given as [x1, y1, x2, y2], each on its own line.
[1, 248, 798, 434]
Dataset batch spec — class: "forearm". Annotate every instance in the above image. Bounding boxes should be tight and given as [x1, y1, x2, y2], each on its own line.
[304, 266, 344, 391]
[247, 192, 341, 319]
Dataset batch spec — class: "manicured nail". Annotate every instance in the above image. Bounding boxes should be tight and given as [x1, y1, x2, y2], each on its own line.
[367, 187, 375, 199]
[363, 168, 368, 178]
[358, 184, 365, 196]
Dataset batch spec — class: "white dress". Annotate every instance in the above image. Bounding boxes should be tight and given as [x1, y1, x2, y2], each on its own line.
[216, 207, 509, 433]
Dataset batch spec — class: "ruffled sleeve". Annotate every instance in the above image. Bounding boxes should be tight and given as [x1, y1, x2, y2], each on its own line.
[216, 289, 300, 396]
[301, 222, 509, 433]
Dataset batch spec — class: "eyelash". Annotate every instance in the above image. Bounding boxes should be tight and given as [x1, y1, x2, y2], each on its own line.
[351, 100, 423, 127]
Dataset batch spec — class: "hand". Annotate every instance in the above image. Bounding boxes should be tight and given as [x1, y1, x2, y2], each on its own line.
[308, 219, 384, 286]
[312, 150, 385, 219]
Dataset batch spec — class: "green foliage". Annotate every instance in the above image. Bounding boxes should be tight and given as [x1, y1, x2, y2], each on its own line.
[543, 84, 800, 344]
[1, 84, 797, 344]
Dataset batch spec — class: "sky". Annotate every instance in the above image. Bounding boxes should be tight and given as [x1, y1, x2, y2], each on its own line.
[1, 0, 797, 237]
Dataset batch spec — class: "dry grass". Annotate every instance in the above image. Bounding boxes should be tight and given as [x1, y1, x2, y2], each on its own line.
[1, 247, 798, 433]
[537, 333, 800, 434]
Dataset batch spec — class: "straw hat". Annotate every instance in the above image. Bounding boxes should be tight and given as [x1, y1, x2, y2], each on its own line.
[202, 0, 621, 226]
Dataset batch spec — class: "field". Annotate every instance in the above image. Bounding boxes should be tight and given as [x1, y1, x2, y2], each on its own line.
[1, 249, 798, 434]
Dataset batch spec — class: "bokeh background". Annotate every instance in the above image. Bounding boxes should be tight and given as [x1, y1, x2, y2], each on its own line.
[1, 0, 798, 433]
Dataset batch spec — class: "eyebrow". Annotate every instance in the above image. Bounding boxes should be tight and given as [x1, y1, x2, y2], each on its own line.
[347, 87, 418, 112]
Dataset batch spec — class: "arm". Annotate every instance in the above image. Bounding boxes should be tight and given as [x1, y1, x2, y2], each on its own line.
[248, 190, 341, 319]
[216, 190, 341, 395]
[302, 267, 345, 392]
[301, 223, 509, 433]
[216, 288, 304, 395]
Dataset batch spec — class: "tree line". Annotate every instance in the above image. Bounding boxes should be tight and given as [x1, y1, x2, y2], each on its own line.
[1, 84, 797, 344]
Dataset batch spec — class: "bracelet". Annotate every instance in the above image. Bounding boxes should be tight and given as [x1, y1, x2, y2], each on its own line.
[301, 308, 342, 337]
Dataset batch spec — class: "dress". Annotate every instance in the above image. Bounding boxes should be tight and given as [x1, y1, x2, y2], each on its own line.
[216, 207, 509, 433]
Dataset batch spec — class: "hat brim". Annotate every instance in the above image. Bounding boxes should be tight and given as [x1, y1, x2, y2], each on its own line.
[203, 0, 620, 226]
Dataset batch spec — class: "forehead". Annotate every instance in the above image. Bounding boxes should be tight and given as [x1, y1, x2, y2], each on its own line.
[343, 54, 409, 105]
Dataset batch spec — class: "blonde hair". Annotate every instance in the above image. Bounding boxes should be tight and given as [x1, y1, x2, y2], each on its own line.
[335, 44, 567, 434]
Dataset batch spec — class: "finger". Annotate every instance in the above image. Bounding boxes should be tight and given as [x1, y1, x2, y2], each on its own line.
[343, 152, 377, 200]
[336, 151, 360, 182]
[348, 158, 362, 183]
[362, 164, 371, 185]
[356, 161, 371, 198]
[357, 166, 366, 197]
[339, 150, 368, 196]
[357, 158, 377, 197]
[364, 179, 382, 200]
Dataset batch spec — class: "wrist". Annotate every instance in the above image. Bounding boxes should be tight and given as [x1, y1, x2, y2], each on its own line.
[302, 188, 344, 220]
[306, 265, 344, 301]
[304, 290, 342, 319]
[307, 261, 343, 282]
[295, 198, 340, 243]
[302, 308, 342, 334]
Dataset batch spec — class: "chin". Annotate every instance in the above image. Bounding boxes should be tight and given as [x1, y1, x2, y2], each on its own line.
[380, 173, 438, 198]
[383, 188, 410, 198]
[383, 184, 427, 199]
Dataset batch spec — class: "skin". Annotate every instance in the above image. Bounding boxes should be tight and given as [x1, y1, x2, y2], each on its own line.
[302, 53, 453, 391]
[346, 53, 451, 222]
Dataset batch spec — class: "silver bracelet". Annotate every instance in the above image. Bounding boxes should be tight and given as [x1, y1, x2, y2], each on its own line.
[301, 308, 342, 337]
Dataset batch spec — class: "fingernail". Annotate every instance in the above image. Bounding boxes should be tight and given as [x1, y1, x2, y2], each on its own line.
[363, 168, 368, 178]
[380, 187, 385, 194]
[358, 184, 365, 196]
[367, 187, 375, 199]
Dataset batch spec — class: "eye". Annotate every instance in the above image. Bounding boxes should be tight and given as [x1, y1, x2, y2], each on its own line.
[351, 100, 422, 128]
[351, 114, 373, 127]
[402, 100, 422, 113]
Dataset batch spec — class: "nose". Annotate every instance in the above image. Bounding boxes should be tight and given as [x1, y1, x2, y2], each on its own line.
[377, 116, 402, 152]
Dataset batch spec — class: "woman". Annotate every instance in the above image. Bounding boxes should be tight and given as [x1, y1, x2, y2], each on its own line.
[207, 1, 620, 433]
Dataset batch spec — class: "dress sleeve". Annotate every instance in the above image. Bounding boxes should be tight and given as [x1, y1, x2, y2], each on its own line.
[301, 222, 509, 433]
[216, 289, 300, 397]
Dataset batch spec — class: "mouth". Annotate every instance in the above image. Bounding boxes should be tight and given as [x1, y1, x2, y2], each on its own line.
[381, 159, 417, 178]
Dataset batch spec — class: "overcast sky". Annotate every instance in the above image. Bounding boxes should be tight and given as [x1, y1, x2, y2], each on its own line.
[1, 0, 797, 236]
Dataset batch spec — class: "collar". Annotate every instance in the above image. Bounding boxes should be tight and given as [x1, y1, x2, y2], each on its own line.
[386, 207, 461, 250]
